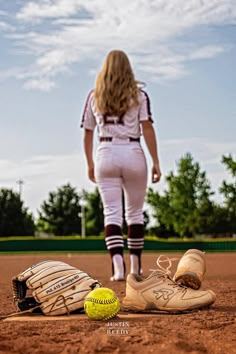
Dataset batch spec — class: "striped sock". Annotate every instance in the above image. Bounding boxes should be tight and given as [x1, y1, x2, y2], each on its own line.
[105, 224, 124, 256]
[105, 224, 125, 279]
[127, 224, 144, 275]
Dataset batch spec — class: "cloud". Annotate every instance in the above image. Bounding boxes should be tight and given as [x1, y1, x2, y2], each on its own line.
[1, 0, 235, 90]
[161, 137, 236, 165]
[16, 0, 86, 22]
[0, 8, 15, 32]
[0, 67, 22, 81]
[0, 152, 93, 215]
[0, 20, 15, 32]
[188, 45, 227, 60]
[23, 77, 56, 91]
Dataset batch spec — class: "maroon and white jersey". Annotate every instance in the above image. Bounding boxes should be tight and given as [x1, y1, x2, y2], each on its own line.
[80, 89, 153, 139]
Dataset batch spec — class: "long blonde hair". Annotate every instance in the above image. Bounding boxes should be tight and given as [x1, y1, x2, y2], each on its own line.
[94, 50, 140, 116]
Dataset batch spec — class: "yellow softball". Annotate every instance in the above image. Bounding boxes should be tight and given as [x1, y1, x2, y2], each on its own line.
[84, 287, 120, 320]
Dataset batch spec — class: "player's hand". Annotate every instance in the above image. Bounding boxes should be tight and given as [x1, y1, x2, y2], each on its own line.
[88, 164, 96, 183]
[152, 164, 161, 183]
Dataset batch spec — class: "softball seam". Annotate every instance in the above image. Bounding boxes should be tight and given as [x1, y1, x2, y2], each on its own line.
[84, 296, 118, 305]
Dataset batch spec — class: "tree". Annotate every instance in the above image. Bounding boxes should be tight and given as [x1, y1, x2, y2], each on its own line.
[82, 188, 104, 236]
[220, 154, 236, 212]
[146, 191, 177, 237]
[147, 153, 215, 237]
[219, 154, 236, 234]
[0, 188, 35, 236]
[37, 184, 81, 236]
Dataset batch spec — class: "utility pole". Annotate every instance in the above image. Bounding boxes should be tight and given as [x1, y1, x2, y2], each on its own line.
[79, 199, 86, 238]
[81, 203, 86, 239]
[16, 179, 24, 197]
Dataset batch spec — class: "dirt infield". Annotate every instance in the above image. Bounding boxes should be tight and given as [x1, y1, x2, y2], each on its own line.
[0, 252, 236, 354]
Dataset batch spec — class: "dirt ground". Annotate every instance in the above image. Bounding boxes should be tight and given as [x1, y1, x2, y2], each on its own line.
[0, 252, 236, 354]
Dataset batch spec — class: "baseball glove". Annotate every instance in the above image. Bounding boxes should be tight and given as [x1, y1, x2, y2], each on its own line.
[12, 260, 101, 316]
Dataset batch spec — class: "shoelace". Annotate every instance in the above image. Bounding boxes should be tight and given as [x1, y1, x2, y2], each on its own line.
[149, 255, 190, 290]
[149, 255, 179, 279]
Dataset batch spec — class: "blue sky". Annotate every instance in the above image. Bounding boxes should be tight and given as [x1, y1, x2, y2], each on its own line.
[0, 0, 235, 216]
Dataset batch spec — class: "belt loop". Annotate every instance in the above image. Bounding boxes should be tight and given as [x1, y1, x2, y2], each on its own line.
[129, 137, 140, 142]
[100, 137, 113, 142]
[99, 137, 140, 142]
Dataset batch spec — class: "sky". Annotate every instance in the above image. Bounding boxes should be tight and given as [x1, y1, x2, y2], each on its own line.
[0, 0, 235, 217]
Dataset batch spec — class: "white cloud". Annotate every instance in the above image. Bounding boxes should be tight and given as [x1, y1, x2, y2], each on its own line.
[16, 0, 86, 22]
[1, 0, 235, 90]
[0, 152, 93, 215]
[0, 20, 14, 32]
[0, 67, 22, 81]
[16, 0, 236, 26]
[23, 77, 56, 91]
[160, 138, 236, 168]
[0, 20, 9, 30]
[0, 8, 15, 32]
[188, 45, 226, 60]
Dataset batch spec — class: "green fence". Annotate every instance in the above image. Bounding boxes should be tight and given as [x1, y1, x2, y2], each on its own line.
[0, 238, 236, 252]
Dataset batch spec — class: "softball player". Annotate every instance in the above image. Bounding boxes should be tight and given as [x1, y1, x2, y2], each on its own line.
[81, 50, 161, 281]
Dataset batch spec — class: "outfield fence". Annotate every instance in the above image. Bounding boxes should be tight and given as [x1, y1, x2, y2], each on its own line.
[0, 237, 236, 252]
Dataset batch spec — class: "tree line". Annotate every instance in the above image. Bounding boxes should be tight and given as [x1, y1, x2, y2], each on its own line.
[0, 153, 235, 238]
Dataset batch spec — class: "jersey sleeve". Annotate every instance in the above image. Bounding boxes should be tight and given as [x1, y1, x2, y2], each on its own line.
[139, 90, 154, 123]
[80, 90, 96, 130]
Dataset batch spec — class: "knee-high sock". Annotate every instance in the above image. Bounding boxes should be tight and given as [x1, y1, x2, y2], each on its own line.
[105, 224, 124, 256]
[127, 224, 144, 274]
[105, 224, 124, 277]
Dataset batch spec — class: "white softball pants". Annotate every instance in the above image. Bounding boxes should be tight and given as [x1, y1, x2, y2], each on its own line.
[95, 140, 148, 227]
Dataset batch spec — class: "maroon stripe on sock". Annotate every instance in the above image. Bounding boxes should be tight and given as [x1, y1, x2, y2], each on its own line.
[128, 224, 144, 238]
[105, 224, 122, 237]
[105, 224, 123, 257]
[128, 224, 144, 256]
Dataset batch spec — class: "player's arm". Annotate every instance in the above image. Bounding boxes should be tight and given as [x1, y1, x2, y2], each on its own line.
[83, 128, 96, 183]
[141, 120, 161, 183]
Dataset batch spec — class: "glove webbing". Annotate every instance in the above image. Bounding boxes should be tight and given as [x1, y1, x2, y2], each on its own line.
[12, 278, 27, 300]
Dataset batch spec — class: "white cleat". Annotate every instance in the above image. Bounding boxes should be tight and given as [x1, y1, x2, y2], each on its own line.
[173, 249, 206, 290]
[122, 255, 216, 313]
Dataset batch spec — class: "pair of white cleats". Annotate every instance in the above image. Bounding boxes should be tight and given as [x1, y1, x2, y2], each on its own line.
[121, 249, 216, 313]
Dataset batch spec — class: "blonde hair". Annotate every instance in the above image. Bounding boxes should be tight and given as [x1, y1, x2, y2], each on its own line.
[94, 50, 140, 116]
